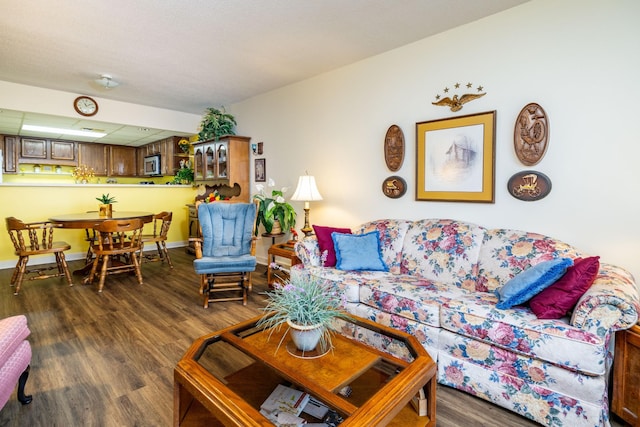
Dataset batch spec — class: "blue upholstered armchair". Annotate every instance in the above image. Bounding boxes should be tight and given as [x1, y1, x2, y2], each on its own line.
[192, 201, 258, 308]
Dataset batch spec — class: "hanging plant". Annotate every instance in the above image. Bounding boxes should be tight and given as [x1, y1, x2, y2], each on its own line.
[197, 107, 237, 141]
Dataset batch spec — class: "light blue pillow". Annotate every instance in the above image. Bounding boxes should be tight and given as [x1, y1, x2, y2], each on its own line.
[495, 258, 573, 309]
[332, 231, 388, 272]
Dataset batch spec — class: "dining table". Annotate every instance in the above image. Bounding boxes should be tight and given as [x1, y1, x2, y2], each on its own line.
[49, 211, 154, 279]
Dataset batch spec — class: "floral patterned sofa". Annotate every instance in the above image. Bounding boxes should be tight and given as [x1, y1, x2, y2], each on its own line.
[292, 219, 639, 427]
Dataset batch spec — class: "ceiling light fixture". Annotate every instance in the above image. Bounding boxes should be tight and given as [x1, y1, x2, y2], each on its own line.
[22, 124, 106, 138]
[95, 74, 119, 89]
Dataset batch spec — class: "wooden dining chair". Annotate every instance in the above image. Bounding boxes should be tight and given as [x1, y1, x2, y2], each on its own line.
[87, 218, 144, 292]
[140, 211, 173, 268]
[5, 217, 73, 295]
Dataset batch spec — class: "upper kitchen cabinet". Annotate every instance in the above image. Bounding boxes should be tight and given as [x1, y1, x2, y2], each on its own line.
[78, 143, 108, 176]
[137, 136, 187, 177]
[2, 135, 18, 173]
[109, 145, 137, 176]
[193, 135, 250, 202]
[19, 138, 76, 166]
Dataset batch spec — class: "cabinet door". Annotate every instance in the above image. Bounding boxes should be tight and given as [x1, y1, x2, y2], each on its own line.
[20, 138, 47, 159]
[78, 143, 108, 176]
[3, 135, 18, 173]
[51, 140, 76, 161]
[109, 145, 137, 176]
[216, 142, 228, 178]
[205, 145, 215, 179]
[193, 146, 205, 180]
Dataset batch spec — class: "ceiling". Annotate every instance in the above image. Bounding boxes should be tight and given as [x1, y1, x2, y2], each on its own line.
[0, 0, 528, 146]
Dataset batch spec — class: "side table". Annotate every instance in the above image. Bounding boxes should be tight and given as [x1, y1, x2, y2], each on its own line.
[267, 241, 301, 288]
[612, 323, 640, 426]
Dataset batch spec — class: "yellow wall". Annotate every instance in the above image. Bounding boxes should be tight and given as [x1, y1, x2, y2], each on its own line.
[0, 183, 196, 269]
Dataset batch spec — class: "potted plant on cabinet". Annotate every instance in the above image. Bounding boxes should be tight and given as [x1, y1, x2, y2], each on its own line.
[96, 193, 117, 217]
[197, 107, 237, 141]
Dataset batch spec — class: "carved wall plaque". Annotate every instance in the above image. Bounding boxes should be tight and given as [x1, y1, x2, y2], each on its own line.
[384, 125, 405, 172]
[382, 176, 407, 198]
[508, 170, 552, 201]
[514, 103, 549, 166]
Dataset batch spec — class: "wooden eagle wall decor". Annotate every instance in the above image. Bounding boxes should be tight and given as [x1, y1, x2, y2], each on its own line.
[432, 82, 486, 112]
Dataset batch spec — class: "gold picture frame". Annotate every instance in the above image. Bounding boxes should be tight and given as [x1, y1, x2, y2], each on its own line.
[416, 111, 496, 203]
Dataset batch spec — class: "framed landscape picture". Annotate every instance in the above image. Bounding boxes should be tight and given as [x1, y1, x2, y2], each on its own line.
[416, 111, 496, 203]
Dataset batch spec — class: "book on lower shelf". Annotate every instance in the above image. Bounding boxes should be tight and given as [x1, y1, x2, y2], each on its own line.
[260, 384, 311, 426]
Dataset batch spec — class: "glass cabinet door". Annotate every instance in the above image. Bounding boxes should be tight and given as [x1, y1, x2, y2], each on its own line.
[216, 142, 228, 178]
[205, 145, 216, 179]
[193, 146, 204, 180]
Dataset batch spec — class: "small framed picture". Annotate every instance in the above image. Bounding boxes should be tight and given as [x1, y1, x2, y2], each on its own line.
[255, 158, 266, 182]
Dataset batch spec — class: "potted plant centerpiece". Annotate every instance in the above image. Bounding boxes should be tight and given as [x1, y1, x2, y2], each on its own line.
[253, 179, 296, 235]
[257, 271, 350, 355]
[96, 193, 117, 217]
[197, 107, 237, 141]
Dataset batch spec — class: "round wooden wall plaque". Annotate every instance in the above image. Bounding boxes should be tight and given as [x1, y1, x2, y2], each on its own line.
[382, 176, 407, 198]
[514, 103, 549, 166]
[384, 125, 405, 172]
[508, 170, 552, 201]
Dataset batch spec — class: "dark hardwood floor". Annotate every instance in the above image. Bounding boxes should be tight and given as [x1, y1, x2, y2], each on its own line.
[0, 249, 623, 426]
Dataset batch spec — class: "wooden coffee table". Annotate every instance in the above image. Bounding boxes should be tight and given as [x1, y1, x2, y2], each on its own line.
[174, 314, 436, 426]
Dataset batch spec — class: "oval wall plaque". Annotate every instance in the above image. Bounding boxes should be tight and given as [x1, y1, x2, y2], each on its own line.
[382, 176, 407, 199]
[514, 103, 549, 166]
[508, 170, 552, 201]
[384, 125, 405, 172]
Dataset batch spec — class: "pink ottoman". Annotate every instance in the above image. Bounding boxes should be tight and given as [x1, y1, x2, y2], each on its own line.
[0, 315, 32, 408]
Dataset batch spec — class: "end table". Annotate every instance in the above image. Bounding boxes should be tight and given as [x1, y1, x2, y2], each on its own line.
[612, 323, 640, 426]
[267, 241, 301, 289]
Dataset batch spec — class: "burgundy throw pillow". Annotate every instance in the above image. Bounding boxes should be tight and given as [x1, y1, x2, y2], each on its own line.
[313, 225, 351, 267]
[529, 256, 600, 319]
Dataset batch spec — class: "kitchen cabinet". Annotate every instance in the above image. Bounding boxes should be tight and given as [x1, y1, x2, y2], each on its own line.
[137, 136, 187, 177]
[2, 135, 18, 173]
[109, 145, 137, 176]
[19, 138, 76, 166]
[78, 143, 108, 176]
[192, 135, 250, 201]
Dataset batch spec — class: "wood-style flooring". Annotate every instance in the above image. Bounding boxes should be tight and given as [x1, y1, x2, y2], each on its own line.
[0, 249, 623, 426]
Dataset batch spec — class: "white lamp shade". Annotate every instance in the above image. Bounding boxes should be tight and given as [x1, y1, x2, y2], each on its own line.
[291, 175, 323, 201]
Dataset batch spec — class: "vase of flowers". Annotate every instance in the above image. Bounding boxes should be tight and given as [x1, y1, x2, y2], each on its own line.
[253, 179, 296, 235]
[257, 270, 349, 355]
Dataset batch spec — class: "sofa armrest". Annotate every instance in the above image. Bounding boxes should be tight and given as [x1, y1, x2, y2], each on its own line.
[294, 237, 322, 267]
[571, 263, 639, 335]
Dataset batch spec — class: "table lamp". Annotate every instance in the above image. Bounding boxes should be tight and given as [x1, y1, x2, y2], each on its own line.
[291, 174, 323, 236]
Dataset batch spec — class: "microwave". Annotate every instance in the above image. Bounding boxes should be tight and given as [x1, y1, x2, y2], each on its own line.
[144, 154, 162, 176]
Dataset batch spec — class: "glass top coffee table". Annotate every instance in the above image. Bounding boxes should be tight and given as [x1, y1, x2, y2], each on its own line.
[174, 314, 436, 426]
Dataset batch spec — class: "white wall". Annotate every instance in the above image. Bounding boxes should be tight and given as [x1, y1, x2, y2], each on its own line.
[233, 0, 640, 281]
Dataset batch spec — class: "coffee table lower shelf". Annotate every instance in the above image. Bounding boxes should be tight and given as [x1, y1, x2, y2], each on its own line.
[176, 361, 434, 427]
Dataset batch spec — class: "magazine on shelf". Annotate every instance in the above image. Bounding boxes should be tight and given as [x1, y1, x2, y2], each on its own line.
[261, 384, 311, 425]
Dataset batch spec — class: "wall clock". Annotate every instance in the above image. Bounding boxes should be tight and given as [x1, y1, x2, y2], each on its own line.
[74, 96, 98, 116]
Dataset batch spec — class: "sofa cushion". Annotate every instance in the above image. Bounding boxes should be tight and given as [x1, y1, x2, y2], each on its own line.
[476, 229, 583, 293]
[440, 293, 606, 375]
[400, 219, 486, 288]
[356, 220, 411, 274]
[530, 256, 600, 319]
[312, 225, 351, 267]
[495, 258, 573, 309]
[333, 231, 388, 271]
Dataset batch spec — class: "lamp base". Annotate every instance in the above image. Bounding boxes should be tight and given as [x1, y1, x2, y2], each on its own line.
[301, 208, 314, 237]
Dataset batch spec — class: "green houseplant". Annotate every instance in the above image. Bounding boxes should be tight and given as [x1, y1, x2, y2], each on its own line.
[257, 270, 350, 353]
[197, 107, 237, 141]
[173, 163, 194, 184]
[96, 193, 117, 216]
[253, 180, 296, 235]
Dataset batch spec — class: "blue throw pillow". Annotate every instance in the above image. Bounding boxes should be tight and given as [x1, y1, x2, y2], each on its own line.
[332, 231, 388, 272]
[495, 258, 573, 309]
